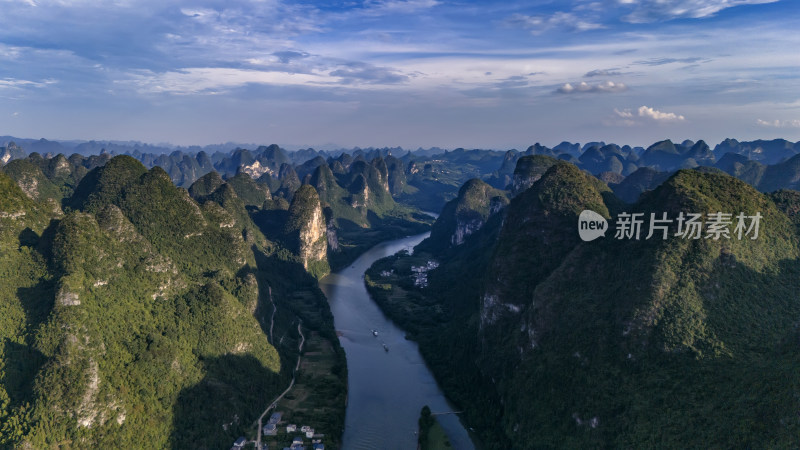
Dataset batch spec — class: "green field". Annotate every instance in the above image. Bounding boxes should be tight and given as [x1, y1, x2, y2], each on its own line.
[426, 419, 453, 449]
[259, 331, 346, 449]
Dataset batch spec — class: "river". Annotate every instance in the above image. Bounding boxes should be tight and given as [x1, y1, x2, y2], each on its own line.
[319, 233, 475, 450]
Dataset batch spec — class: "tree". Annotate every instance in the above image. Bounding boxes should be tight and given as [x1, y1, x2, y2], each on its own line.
[418, 405, 433, 450]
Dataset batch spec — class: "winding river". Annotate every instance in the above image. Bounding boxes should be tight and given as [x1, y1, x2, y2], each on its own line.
[319, 233, 475, 450]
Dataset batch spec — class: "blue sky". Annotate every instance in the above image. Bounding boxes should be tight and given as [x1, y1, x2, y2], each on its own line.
[0, 0, 798, 149]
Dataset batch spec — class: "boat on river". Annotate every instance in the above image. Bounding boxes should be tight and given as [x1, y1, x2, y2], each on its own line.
[318, 232, 474, 449]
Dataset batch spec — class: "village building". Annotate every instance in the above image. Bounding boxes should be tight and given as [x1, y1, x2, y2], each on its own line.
[269, 412, 282, 424]
[230, 436, 247, 450]
[410, 260, 439, 287]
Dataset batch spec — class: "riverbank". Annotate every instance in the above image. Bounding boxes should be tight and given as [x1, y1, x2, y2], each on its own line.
[417, 406, 453, 450]
[328, 211, 434, 272]
[319, 233, 474, 450]
[252, 250, 348, 448]
[256, 329, 345, 449]
[365, 246, 503, 448]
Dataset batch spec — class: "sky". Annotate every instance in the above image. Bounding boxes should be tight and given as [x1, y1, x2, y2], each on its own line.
[0, 0, 798, 150]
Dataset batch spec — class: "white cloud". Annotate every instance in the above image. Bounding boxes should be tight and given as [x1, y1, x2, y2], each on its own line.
[622, 0, 780, 23]
[0, 0, 793, 147]
[123, 63, 412, 95]
[614, 108, 634, 119]
[123, 68, 324, 95]
[329, 62, 409, 85]
[584, 69, 622, 77]
[505, 11, 604, 33]
[634, 57, 708, 66]
[557, 80, 627, 94]
[638, 105, 685, 121]
[179, 7, 219, 23]
[613, 106, 686, 124]
[0, 77, 52, 89]
[574, 2, 605, 12]
[756, 119, 800, 128]
[362, 0, 439, 15]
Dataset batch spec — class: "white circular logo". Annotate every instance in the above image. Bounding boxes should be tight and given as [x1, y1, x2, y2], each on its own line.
[578, 210, 608, 242]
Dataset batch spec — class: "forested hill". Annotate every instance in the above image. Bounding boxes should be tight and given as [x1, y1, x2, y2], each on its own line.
[367, 159, 800, 448]
[4, 138, 800, 215]
[0, 155, 345, 448]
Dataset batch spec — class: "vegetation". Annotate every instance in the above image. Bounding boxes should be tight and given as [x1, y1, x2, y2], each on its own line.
[0, 155, 346, 449]
[329, 208, 433, 271]
[304, 157, 434, 270]
[418, 406, 434, 449]
[416, 406, 456, 449]
[368, 161, 800, 448]
[265, 332, 346, 449]
[425, 178, 507, 252]
[8, 140, 800, 448]
[226, 172, 271, 207]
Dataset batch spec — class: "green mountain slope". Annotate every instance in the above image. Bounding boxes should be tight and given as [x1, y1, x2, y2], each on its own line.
[425, 178, 507, 252]
[369, 162, 800, 448]
[0, 155, 345, 448]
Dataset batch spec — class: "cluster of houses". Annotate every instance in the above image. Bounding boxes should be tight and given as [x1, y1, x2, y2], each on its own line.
[410, 260, 439, 287]
[262, 411, 325, 450]
[263, 412, 282, 436]
[284, 435, 325, 450]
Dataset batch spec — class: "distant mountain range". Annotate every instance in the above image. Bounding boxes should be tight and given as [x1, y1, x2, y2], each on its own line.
[4, 137, 800, 211]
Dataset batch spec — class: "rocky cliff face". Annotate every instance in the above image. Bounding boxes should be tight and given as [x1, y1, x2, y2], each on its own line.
[371, 157, 391, 193]
[385, 155, 407, 196]
[240, 160, 275, 179]
[339, 159, 396, 218]
[298, 206, 326, 268]
[277, 163, 301, 200]
[427, 178, 508, 250]
[285, 185, 328, 274]
[348, 173, 369, 208]
[0, 142, 25, 166]
[326, 219, 339, 252]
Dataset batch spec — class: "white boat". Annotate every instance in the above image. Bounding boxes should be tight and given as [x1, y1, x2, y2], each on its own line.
[372, 329, 378, 337]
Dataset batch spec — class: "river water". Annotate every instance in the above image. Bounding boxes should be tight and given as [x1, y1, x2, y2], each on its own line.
[319, 233, 475, 450]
